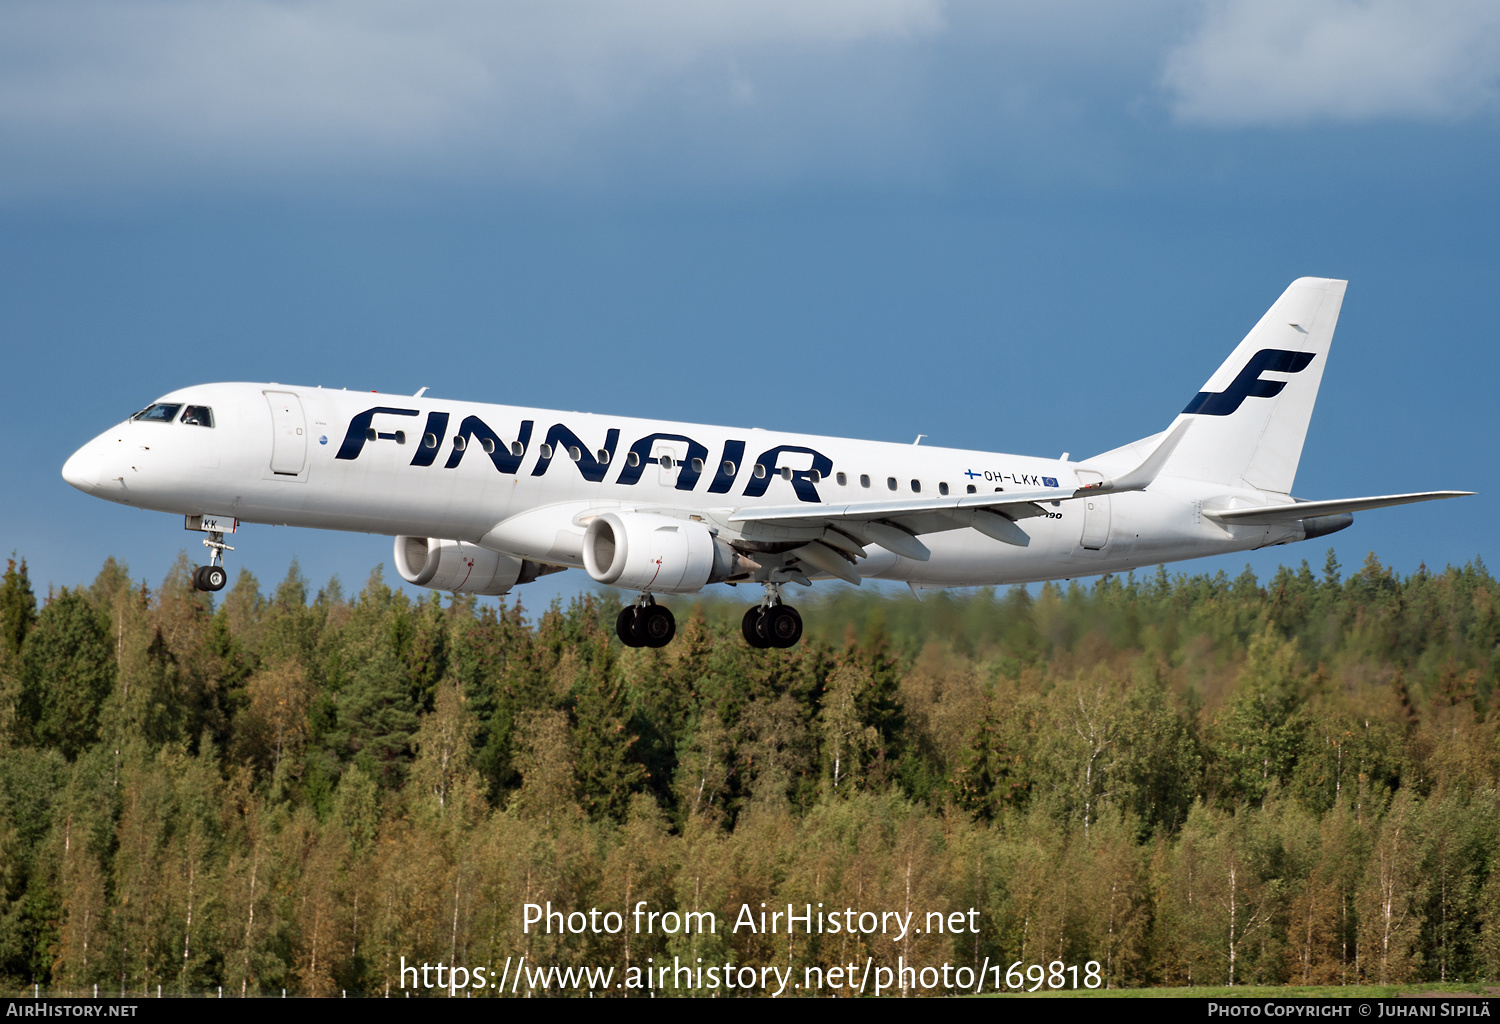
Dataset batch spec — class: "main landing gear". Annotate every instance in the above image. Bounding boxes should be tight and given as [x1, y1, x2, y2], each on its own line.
[616, 595, 676, 649]
[613, 587, 803, 650]
[192, 531, 232, 592]
[742, 584, 802, 649]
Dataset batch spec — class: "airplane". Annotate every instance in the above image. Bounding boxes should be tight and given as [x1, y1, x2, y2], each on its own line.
[61, 277, 1469, 650]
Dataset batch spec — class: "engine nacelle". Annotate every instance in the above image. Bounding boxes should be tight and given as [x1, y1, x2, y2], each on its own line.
[582, 512, 739, 594]
[393, 536, 554, 595]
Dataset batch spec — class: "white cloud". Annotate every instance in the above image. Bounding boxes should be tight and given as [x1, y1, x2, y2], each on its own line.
[1163, 0, 1500, 125]
[6, 0, 1491, 200]
[0, 0, 946, 196]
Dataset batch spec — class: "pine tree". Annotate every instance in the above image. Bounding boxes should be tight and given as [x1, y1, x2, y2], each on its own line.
[948, 699, 1016, 821]
[571, 641, 645, 821]
[0, 557, 37, 657]
[19, 589, 116, 759]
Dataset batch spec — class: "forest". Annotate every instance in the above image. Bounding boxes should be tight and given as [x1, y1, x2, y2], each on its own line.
[0, 546, 1497, 995]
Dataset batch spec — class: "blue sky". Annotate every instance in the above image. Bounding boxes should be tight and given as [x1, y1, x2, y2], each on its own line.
[2, 0, 1496, 608]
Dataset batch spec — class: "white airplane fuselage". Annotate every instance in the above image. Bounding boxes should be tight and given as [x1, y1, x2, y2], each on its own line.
[61, 382, 1299, 588]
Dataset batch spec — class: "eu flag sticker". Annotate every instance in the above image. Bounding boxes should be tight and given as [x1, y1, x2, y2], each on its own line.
[1042, 476, 1059, 487]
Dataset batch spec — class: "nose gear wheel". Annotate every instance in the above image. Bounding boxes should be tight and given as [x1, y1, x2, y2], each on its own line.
[192, 531, 232, 592]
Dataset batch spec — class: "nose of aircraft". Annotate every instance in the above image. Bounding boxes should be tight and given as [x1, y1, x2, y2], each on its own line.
[62, 438, 104, 492]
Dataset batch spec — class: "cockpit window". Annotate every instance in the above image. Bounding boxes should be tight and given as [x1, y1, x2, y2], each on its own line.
[132, 403, 182, 423]
[180, 406, 214, 428]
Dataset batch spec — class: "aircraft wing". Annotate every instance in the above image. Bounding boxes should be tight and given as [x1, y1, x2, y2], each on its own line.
[724, 422, 1194, 575]
[727, 486, 1076, 525]
[1202, 490, 1473, 526]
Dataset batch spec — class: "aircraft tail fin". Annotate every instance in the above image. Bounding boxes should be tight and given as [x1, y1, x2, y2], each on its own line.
[1156, 277, 1347, 494]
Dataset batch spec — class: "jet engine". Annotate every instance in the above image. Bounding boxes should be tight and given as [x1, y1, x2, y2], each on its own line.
[582, 512, 744, 594]
[394, 536, 555, 595]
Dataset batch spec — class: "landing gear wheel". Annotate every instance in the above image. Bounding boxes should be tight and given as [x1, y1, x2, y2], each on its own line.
[616, 607, 644, 648]
[761, 604, 802, 648]
[743, 607, 769, 649]
[194, 565, 227, 592]
[638, 604, 676, 648]
[193, 529, 233, 593]
[743, 604, 802, 649]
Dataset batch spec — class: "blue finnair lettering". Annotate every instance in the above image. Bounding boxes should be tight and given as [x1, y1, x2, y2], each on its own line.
[444, 415, 533, 473]
[615, 433, 710, 490]
[340, 411, 833, 502]
[1183, 349, 1315, 417]
[336, 407, 419, 460]
[743, 445, 834, 503]
[409, 411, 449, 467]
[708, 440, 746, 494]
[532, 424, 620, 482]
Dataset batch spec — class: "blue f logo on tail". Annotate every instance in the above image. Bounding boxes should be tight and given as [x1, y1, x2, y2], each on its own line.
[1182, 349, 1315, 417]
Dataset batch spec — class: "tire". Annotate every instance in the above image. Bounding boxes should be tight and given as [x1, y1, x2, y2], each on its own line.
[639, 605, 676, 648]
[192, 565, 208, 592]
[763, 605, 802, 648]
[742, 607, 768, 648]
[616, 607, 643, 647]
[203, 565, 227, 592]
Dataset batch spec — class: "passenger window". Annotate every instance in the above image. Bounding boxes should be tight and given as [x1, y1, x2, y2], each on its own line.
[860, 474, 871, 488]
[966, 484, 977, 494]
[887, 477, 898, 491]
[180, 406, 214, 428]
[910, 479, 920, 493]
[836, 472, 847, 486]
[132, 403, 182, 423]
[754, 464, 767, 479]
[939, 482, 949, 496]
[723, 460, 737, 476]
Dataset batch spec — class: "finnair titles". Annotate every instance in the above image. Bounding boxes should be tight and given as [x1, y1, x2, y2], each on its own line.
[62, 278, 1470, 649]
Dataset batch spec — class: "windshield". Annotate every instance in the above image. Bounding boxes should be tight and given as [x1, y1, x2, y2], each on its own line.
[131, 403, 182, 423]
[180, 406, 214, 427]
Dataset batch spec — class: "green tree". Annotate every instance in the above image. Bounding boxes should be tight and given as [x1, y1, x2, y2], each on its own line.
[20, 590, 116, 759]
[0, 557, 37, 657]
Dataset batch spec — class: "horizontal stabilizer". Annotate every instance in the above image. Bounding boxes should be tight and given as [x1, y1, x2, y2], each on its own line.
[1203, 490, 1473, 526]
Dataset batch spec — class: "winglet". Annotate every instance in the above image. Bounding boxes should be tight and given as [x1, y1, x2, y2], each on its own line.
[1078, 419, 1191, 496]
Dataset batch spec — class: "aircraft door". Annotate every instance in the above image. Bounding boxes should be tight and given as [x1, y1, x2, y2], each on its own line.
[265, 391, 308, 476]
[654, 440, 687, 486]
[1075, 470, 1111, 551]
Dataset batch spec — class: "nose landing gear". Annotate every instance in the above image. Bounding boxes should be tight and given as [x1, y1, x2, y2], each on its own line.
[192, 531, 232, 592]
[616, 594, 676, 649]
[742, 584, 802, 649]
